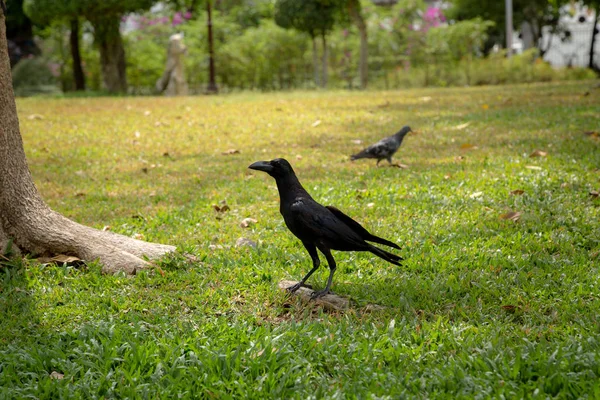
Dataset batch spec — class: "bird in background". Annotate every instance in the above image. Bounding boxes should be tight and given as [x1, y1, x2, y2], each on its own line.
[249, 158, 402, 299]
[350, 125, 413, 166]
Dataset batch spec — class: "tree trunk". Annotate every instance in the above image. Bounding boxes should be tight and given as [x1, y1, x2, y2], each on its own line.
[206, 0, 218, 93]
[348, 0, 368, 89]
[321, 33, 328, 88]
[89, 15, 127, 93]
[1, 10, 175, 273]
[312, 36, 320, 87]
[589, 9, 599, 73]
[70, 18, 86, 91]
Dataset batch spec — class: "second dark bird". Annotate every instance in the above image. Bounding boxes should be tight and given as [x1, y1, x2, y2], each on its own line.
[351, 125, 412, 166]
[249, 158, 402, 298]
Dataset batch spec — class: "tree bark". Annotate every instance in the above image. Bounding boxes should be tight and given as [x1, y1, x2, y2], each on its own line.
[321, 33, 328, 88]
[348, 0, 368, 89]
[312, 36, 320, 87]
[89, 15, 127, 93]
[70, 18, 86, 91]
[206, 0, 218, 93]
[1, 10, 175, 273]
[590, 9, 599, 73]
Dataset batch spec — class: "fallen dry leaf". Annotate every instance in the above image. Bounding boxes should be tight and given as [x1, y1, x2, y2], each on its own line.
[27, 114, 44, 120]
[501, 305, 517, 312]
[510, 189, 525, 196]
[240, 218, 258, 228]
[499, 211, 522, 221]
[351, 139, 363, 145]
[50, 371, 64, 380]
[102, 225, 111, 231]
[529, 150, 548, 158]
[460, 143, 478, 150]
[222, 149, 240, 155]
[584, 131, 599, 137]
[451, 122, 470, 130]
[213, 204, 230, 212]
[419, 96, 431, 102]
[38, 254, 85, 267]
[444, 174, 451, 180]
[590, 190, 599, 198]
[392, 163, 409, 169]
[455, 156, 466, 162]
[469, 191, 483, 199]
[525, 165, 542, 170]
[311, 120, 322, 127]
[367, 202, 375, 208]
[296, 154, 303, 160]
[481, 104, 489, 110]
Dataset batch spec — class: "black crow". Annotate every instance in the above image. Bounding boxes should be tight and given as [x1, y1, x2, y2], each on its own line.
[350, 125, 412, 166]
[249, 158, 402, 298]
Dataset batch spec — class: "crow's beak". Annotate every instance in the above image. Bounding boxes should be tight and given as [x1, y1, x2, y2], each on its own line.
[248, 160, 274, 173]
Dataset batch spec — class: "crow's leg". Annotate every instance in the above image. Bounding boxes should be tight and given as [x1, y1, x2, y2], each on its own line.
[287, 242, 320, 293]
[376, 159, 381, 167]
[387, 157, 393, 165]
[311, 248, 337, 299]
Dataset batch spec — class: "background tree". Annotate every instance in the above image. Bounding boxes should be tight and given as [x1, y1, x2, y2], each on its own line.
[275, 0, 340, 87]
[1, 3, 175, 272]
[346, 0, 368, 89]
[583, 0, 600, 73]
[5, 0, 39, 67]
[24, 0, 156, 93]
[449, 0, 569, 56]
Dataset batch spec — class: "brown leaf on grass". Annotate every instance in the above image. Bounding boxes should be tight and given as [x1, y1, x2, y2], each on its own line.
[50, 371, 64, 380]
[240, 218, 258, 228]
[221, 149, 240, 155]
[584, 131, 599, 138]
[213, 204, 230, 213]
[460, 143, 478, 150]
[392, 163, 409, 169]
[27, 114, 44, 120]
[499, 211, 522, 221]
[451, 122, 470, 130]
[529, 150, 547, 158]
[38, 254, 84, 267]
[455, 156, 466, 162]
[351, 139, 363, 145]
[444, 174, 451, 180]
[102, 225, 111, 231]
[501, 305, 517, 313]
[510, 189, 525, 196]
[525, 165, 542, 170]
[311, 120, 322, 127]
[590, 190, 599, 198]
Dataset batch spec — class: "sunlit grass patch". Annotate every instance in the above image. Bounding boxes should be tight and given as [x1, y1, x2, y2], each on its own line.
[1, 81, 599, 398]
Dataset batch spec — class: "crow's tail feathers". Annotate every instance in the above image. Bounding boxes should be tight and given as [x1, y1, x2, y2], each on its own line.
[365, 233, 401, 250]
[368, 244, 402, 266]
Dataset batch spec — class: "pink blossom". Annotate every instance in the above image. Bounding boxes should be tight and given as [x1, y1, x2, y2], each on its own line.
[183, 11, 192, 20]
[172, 12, 183, 26]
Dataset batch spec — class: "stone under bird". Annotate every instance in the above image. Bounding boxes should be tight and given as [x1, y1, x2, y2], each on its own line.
[350, 126, 412, 166]
[248, 158, 402, 298]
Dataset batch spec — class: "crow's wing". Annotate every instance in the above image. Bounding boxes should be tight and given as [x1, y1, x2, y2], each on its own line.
[285, 199, 367, 250]
[326, 206, 400, 249]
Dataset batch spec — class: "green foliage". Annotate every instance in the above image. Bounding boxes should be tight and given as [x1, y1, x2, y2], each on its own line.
[3, 82, 600, 397]
[10, 57, 61, 96]
[217, 20, 311, 90]
[274, 0, 340, 37]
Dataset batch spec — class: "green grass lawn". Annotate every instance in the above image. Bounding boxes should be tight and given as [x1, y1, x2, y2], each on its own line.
[2, 81, 600, 398]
